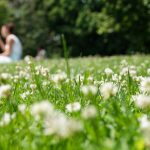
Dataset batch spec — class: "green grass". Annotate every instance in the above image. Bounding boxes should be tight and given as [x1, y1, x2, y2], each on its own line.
[0, 55, 150, 150]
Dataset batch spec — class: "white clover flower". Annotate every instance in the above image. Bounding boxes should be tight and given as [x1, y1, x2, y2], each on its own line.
[18, 104, 26, 114]
[42, 81, 49, 86]
[120, 59, 128, 66]
[44, 113, 68, 136]
[35, 65, 43, 75]
[132, 94, 150, 109]
[18, 70, 31, 80]
[20, 91, 30, 100]
[30, 100, 54, 120]
[120, 67, 128, 76]
[139, 115, 150, 131]
[0, 113, 11, 126]
[41, 67, 49, 77]
[25, 74, 31, 80]
[140, 77, 150, 93]
[120, 66, 137, 77]
[44, 112, 82, 138]
[66, 102, 81, 113]
[112, 74, 121, 82]
[66, 119, 83, 136]
[75, 74, 84, 83]
[30, 100, 83, 138]
[0, 85, 11, 99]
[81, 105, 97, 119]
[30, 84, 37, 90]
[0, 73, 11, 80]
[81, 85, 98, 96]
[12, 75, 19, 83]
[87, 76, 94, 83]
[134, 76, 144, 82]
[19, 71, 27, 78]
[104, 68, 113, 76]
[139, 115, 150, 147]
[51, 72, 67, 83]
[80, 86, 88, 95]
[89, 85, 98, 95]
[24, 55, 32, 64]
[20, 93, 26, 99]
[129, 69, 137, 77]
[100, 82, 118, 99]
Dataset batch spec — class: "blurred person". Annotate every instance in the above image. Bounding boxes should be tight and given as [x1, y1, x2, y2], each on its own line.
[0, 23, 22, 63]
[36, 46, 46, 60]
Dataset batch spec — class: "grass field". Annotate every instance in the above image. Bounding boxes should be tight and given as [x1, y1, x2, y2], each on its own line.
[0, 55, 150, 150]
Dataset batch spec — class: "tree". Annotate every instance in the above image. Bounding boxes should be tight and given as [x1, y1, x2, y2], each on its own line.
[0, 1, 9, 27]
[5, 0, 150, 57]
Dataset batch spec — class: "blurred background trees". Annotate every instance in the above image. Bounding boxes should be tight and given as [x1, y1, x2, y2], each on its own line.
[1, 0, 150, 57]
[0, 1, 9, 28]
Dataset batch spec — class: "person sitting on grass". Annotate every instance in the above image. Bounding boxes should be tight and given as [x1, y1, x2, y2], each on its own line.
[0, 23, 22, 63]
[36, 46, 46, 60]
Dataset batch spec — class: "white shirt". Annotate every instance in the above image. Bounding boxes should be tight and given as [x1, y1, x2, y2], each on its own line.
[7, 34, 22, 61]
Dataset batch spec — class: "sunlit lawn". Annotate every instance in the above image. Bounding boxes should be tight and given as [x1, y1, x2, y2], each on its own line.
[0, 55, 150, 150]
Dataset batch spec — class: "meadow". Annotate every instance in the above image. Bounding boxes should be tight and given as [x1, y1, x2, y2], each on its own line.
[0, 55, 150, 150]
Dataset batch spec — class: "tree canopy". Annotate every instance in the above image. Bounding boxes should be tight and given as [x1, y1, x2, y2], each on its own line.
[0, 0, 150, 57]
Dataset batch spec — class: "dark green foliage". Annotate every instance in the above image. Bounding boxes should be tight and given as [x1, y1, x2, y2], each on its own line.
[0, 1, 10, 29]
[1, 0, 150, 57]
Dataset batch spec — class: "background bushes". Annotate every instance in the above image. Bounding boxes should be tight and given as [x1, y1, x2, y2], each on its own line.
[0, 0, 150, 57]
